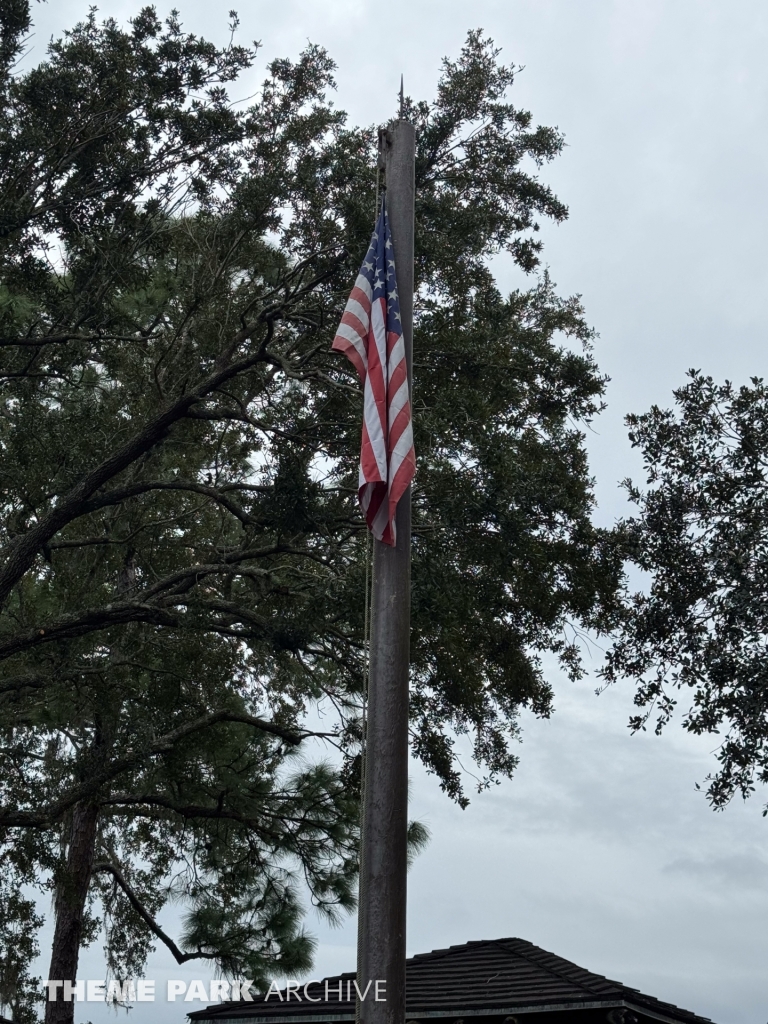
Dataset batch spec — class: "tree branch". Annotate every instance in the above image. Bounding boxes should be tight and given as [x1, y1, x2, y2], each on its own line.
[92, 861, 217, 964]
[77, 479, 253, 525]
[0, 541, 331, 660]
[0, 330, 273, 610]
[0, 710, 316, 827]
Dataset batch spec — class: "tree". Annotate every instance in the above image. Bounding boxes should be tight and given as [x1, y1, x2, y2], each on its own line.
[602, 371, 768, 811]
[0, 4, 621, 1022]
[0, 875, 42, 1024]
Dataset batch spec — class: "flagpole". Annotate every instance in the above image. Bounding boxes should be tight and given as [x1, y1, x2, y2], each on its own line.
[357, 116, 415, 1024]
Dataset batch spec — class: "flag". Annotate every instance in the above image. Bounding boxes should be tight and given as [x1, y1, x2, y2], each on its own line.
[332, 198, 415, 545]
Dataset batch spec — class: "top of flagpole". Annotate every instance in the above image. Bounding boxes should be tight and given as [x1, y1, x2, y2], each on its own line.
[399, 75, 404, 119]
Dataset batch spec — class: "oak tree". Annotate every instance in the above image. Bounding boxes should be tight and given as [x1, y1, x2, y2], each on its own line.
[0, 4, 620, 1021]
[604, 372, 768, 812]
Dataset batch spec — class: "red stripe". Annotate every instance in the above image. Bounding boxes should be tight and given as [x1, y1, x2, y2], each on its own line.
[386, 329, 402, 356]
[340, 310, 368, 341]
[332, 228, 415, 546]
[361, 482, 387, 534]
[387, 359, 408, 412]
[365, 318, 387, 441]
[387, 402, 411, 455]
[388, 448, 416, 511]
[350, 285, 372, 310]
[360, 420, 385, 483]
[331, 337, 366, 383]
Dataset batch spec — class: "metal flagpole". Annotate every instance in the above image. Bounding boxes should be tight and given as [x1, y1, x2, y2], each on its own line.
[356, 115, 415, 1024]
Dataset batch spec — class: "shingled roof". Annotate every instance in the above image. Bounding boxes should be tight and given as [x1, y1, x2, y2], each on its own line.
[187, 937, 715, 1024]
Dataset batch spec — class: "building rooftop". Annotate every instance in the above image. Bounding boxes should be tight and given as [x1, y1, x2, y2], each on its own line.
[188, 937, 715, 1024]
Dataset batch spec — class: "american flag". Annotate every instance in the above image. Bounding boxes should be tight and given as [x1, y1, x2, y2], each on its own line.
[332, 199, 415, 546]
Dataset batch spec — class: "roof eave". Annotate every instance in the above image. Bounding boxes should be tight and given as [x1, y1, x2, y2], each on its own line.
[188, 997, 709, 1024]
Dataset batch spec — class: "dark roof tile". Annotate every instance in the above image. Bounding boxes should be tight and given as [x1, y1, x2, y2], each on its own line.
[188, 937, 715, 1024]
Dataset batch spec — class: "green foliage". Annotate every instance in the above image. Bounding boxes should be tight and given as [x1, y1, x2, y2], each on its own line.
[0, 863, 43, 1024]
[0, 3, 619, 1009]
[410, 273, 616, 800]
[604, 371, 768, 810]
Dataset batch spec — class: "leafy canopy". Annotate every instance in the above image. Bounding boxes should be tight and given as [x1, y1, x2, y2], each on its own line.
[604, 372, 768, 811]
[0, 3, 620, 1015]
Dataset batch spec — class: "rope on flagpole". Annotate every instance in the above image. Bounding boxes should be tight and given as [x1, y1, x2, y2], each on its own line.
[356, 152, 383, 1024]
[361, 520, 371, 773]
[361, 160, 381, 752]
[359, 155, 382, 800]
[356, 523, 369, 1024]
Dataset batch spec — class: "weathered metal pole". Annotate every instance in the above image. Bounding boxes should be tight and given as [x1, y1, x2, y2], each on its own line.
[357, 117, 415, 1024]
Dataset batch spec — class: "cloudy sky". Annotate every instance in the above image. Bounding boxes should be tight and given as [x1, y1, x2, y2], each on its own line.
[23, 2, 768, 1023]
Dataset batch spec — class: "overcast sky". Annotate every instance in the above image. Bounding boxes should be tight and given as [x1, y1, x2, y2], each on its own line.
[23, 2, 768, 1024]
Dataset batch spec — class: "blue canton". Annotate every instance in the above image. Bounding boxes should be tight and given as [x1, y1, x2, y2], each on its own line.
[362, 199, 402, 338]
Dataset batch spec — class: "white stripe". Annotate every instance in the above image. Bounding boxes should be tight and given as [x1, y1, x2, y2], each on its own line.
[388, 429, 414, 488]
[388, 335, 406, 373]
[354, 274, 373, 300]
[387, 374, 409, 430]
[370, 296, 388, 380]
[363, 374, 387, 480]
[391, 440, 415, 491]
[361, 297, 389, 481]
[334, 322, 368, 368]
[344, 297, 370, 331]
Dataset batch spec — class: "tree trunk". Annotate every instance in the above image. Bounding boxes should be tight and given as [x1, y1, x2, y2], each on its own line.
[45, 802, 99, 1024]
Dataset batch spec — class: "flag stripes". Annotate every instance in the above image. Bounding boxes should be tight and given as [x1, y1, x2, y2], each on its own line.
[332, 199, 415, 545]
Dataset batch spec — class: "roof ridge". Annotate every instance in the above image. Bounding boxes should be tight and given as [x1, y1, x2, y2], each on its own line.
[409, 938, 508, 964]
[491, 938, 623, 998]
[406, 935, 624, 1000]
